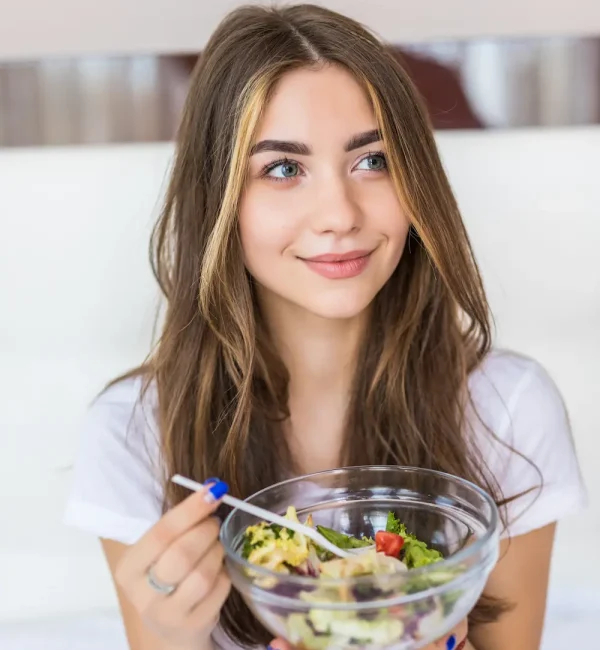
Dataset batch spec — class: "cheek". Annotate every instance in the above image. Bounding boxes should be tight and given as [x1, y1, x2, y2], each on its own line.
[238, 191, 297, 274]
[372, 194, 411, 250]
[396, 219, 411, 250]
[360, 181, 409, 235]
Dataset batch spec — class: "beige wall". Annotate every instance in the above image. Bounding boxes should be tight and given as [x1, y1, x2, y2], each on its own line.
[1, 0, 600, 60]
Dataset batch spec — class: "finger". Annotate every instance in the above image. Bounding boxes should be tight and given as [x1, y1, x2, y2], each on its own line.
[184, 570, 231, 633]
[150, 517, 221, 588]
[161, 541, 225, 617]
[123, 480, 228, 575]
[435, 618, 469, 649]
[269, 638, 295, 650]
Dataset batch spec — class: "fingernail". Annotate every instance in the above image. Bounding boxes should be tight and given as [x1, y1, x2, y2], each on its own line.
[203, 477, 219, 485]
[205, 480, 228, 503]
[446, 635, 457, 650]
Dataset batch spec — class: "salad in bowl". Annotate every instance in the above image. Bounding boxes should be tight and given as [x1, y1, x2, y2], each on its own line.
[243, 506, 443, 575]
[220, 466, 500, 650]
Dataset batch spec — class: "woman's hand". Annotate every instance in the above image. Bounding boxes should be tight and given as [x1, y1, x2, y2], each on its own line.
[269, 618, 468, 650]
[425, 618, 468, 649]
[113, 479, 231, 648]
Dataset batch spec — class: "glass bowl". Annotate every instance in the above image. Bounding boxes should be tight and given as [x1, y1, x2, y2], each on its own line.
[220, 466, 500, 650]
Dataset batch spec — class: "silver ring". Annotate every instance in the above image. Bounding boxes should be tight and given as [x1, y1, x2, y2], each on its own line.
[146, 564, 177, 595]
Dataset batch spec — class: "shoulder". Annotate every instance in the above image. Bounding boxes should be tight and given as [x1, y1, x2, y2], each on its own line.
[64, 375, 164, 545]
[468, 349, 587, 536]
[86, 374, 160, 449]
[468, 349, 573, 455]
[468, 348, 558, 419]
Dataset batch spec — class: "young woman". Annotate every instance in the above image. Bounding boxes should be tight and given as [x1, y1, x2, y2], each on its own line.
[64, 5, 586, 650]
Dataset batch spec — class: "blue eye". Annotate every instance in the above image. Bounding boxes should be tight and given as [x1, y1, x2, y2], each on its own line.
[356, 153, 387, 171]
[267, 161, 300, 179]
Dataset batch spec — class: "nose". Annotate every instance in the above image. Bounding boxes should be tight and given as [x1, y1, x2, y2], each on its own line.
[311, 179, 362, 236]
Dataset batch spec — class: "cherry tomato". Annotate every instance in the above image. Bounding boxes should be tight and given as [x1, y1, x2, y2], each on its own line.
[375, 531, 404, 557]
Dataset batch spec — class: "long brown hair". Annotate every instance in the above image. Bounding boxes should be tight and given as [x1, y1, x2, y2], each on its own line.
[123, 3, 515, 645]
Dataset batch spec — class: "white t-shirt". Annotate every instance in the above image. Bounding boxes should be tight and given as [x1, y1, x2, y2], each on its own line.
[63, 349, 587, 646]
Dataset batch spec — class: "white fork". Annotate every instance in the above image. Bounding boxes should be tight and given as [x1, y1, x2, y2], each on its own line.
[171, 474, 374, 558]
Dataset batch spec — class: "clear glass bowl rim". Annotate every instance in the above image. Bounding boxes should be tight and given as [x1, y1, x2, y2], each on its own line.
[220, 465, 500, 591]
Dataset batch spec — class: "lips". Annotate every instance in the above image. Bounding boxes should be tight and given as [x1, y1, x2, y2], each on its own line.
[303, 250, 372, 263]
[300, 249, 373, 280]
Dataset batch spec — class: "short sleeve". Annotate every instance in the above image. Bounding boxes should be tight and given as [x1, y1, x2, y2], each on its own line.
[471, 352, 588, 538]
[63, 377, 164, 545]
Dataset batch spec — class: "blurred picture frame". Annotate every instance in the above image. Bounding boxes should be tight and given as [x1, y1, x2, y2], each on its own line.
[0, 35, 598, 147]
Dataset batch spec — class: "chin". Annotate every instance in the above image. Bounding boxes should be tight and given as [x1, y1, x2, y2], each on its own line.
[300, 291, 376, 321]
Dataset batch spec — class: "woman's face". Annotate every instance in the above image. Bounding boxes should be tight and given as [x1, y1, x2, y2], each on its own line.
[239, 64, 410, 320]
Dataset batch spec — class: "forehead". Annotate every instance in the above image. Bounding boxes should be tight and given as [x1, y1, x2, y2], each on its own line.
[254, 65, 378, 144]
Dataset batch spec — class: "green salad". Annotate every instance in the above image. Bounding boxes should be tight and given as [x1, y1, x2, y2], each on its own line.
[243, 507, 442, 574]
[240, 507, 460, 649]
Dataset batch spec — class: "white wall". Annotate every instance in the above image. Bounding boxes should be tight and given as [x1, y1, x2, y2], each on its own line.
[1, 0, 600, 60]
[0, 128, 598, 622]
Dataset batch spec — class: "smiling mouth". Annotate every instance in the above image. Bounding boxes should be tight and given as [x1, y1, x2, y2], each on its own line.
[300, 250, 373, 279]
[303, 249, 372, 263]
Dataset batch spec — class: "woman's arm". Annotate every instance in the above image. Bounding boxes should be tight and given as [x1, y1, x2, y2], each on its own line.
[469, 523, 556, 650]
[103, 539, 180, 650]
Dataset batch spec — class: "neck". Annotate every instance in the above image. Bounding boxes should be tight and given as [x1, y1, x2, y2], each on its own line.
[259, 293, 368, 396]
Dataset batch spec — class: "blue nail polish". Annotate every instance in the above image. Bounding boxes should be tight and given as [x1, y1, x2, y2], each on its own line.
[446, 635, 457, 650]
[203, 477, 219, 485]
[207, 480, 229, 501]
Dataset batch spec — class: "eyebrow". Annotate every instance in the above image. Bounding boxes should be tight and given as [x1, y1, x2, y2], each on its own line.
[250, 128, 382, 156]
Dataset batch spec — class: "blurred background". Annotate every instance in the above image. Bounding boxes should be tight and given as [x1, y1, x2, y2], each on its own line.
[0, 1, 598, 648]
